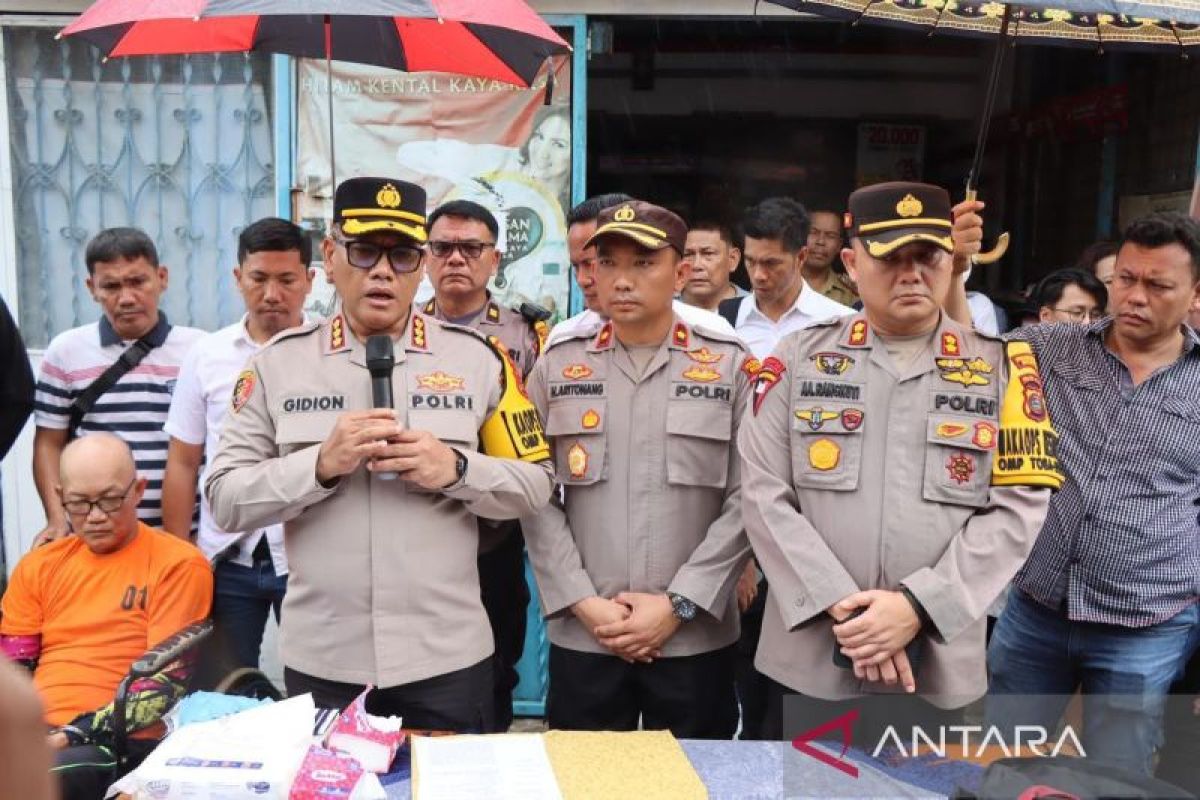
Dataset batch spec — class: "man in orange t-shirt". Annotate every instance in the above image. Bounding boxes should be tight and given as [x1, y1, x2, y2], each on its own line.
[1, 433, 211, 800]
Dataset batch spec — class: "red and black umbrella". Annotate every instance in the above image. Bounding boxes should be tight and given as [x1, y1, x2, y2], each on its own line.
[60, 0, 571, 183]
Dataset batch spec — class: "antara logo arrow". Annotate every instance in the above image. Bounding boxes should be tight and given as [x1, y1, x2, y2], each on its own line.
[790, 709, 860, 778]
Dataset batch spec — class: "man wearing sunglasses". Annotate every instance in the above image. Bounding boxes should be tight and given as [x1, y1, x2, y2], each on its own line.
[421, 199, 547, 732]
[205, 177, 554, 732]
[2, 433, 211, 800]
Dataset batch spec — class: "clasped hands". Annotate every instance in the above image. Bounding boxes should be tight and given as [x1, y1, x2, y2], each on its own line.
[828, 589, 922, 693]
[314, 409, 458, 489]
[573, 593, 681, 664]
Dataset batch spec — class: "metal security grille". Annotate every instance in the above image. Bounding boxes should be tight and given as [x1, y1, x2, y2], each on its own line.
[5, 27, 274, 347]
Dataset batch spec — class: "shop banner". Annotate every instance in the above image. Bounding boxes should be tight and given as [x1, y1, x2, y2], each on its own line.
[296, 57, 573, 320]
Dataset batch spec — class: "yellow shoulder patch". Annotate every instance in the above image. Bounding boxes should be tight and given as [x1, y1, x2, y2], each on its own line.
[991, 341, 1063, 490]
[479, 336, 551, 463]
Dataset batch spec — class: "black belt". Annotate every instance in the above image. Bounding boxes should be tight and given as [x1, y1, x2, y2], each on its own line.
[251, 535, 272, 562]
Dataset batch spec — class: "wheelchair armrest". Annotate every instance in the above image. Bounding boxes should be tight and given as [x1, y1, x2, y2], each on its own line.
[129, 620, 214, 679]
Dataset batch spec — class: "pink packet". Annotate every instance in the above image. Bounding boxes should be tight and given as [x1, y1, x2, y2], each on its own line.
[324, 686, 406, 773]
[288, 745, 364, 799]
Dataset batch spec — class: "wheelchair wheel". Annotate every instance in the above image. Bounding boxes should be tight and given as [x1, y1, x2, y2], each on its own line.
[213, 667, 283, 701]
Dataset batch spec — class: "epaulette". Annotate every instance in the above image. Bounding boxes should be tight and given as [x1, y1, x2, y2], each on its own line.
[687, 320, 746, 349]
[262, 319, 321, 348]
[544, 321, 600, 352]
[810, 315, 846, 329]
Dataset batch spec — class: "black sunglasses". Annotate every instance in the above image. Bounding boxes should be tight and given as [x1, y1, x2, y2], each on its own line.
[428, 240, 495, 260]
[333, 235, 424, 274]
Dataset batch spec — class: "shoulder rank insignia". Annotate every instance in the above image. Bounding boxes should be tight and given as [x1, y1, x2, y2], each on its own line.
[941, 332, 961, 357]
[533, 320, 549, 356]
[686, 347, 724, 365]
[672, 322, 689, 349]
[410, 315, 427, 349]
[752, 356, 787, 415]
[683, 366, 721, 383]
[231, 369, 255, 414]
[422, 299, 436, 315]
[327, 314, 348, 353]
[795, 407, 839, 431]
[593, 322, 614, 350]
[846, 319, 869, 347]
[485, 302, 501, 324]
[811, 351, 854, 375]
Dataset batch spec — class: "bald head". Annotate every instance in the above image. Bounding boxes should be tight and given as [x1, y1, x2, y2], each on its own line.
[60, 433, 136, 488]
[58, 434, 144, 554]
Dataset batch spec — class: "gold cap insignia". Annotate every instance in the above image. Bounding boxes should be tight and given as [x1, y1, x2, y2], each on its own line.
[376, 183, 402, 209]
[896, 193, 923, 218]
[613, 205, 636, 222]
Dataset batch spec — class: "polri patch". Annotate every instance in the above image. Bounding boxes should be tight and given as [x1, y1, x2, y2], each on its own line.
[231, 369, 255, 414]
[811, 352, 855, 375]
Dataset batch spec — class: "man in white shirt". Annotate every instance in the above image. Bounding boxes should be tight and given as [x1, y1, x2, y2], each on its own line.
[162, 217, 314, 675]
[550, 195, 740, 345]
[725, 197, 852, 739]
[732, 197, 853, 359]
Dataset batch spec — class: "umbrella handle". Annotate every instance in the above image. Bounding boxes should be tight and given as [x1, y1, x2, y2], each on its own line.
[964, 188, 1010, 265]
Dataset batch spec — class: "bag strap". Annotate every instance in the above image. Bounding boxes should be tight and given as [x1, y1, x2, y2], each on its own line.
[68, 337, 156, 438]
[717, 296, 743, 328]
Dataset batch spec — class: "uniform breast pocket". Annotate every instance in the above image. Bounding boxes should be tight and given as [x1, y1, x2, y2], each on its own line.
[274, 413, 338, 455]
[665, 401, 733, 489]
[545, 401, 606, 485]
[790, 404, 865, 491]
[409, 410, 479, 448]
[923, 415, 994, 507]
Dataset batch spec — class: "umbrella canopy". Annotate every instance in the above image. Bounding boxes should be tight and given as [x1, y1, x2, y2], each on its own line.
[765, 0, 1200, 49]
[60, 0, 570, 88]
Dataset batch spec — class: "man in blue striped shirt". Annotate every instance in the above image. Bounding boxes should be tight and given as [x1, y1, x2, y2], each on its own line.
[32, 227, 204, 545]
[951, 208, 1200, 776]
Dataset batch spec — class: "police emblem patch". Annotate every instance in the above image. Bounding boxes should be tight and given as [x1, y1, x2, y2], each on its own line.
[231, 369, 255, 414]
[808, 438, 841, 471]
[417, 371, 465, 392]
[683, 366, 721, 383]
[946, 452, 975, 485]
[811, 352, 855, 375]
[686, 347, 724, 365]
[840, 408, 864, 431]
[973, 421, 997, 449]
[567, 442, 589, 479]
[1020, 374, 1047, 421]
[795, 407, 839, 431]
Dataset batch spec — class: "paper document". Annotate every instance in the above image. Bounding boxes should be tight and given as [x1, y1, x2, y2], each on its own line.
[412, 733, 563, 800]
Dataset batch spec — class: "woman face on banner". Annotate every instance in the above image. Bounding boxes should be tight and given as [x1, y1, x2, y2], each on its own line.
[524, 112, 571, 189]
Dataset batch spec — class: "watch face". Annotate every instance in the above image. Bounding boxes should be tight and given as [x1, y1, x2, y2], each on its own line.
[672, 594, 697, 622]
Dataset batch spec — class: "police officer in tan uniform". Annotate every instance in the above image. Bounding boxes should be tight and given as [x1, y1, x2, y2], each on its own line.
[738, 182, 1063, 743]
[421, 199, 550, 731]
[206, 178, 554, 731]
[521, 200, 754, 739]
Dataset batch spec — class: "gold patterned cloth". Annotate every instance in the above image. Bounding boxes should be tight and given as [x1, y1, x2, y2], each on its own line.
[543, 730, 708, 800]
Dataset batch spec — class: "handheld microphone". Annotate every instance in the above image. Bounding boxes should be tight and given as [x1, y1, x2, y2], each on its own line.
[365, 335, 397, 480]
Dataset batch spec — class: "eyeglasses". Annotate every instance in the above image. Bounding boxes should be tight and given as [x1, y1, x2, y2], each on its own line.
[1051, 307, 1106, 322]
[333, 235, 424, 274]
[428, 240, 495, 260]
[59, 478, 136, 517]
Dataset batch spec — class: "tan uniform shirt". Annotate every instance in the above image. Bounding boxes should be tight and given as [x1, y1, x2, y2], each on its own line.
[813, 272, 860, 307]
[205, 310, 554, 687]
[738, 312, 1060, 707]
[521, 316, 754, 657]
[423, 296, 548, 553]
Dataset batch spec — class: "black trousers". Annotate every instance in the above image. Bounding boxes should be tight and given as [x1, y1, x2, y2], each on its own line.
[477, 525, 530, 732]
[53, 739, 155, 800]
[548, 644, 738, 740]
[761, 676, 964, 746]
[284, 657, 494, 733]
[736, 576, 771, 739]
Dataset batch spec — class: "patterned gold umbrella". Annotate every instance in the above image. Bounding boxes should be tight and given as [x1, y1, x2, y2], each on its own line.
[766, 0, 1200, 260]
